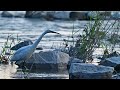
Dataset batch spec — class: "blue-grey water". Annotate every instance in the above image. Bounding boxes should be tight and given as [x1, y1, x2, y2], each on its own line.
[0, 16, 119, 79]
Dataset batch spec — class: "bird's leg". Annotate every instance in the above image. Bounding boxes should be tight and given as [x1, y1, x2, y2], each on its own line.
[26, 54, 36, 78]
[29, 55, 35, 72]
[22, 60, 26, 75]
[22, 60, 30, 79]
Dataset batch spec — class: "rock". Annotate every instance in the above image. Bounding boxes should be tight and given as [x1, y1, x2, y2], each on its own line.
[1, 11, 25, 18]
[99, 56, 120, 72]
[13, 12, 25, 18]
[69, 63, 114, 79]
[99, 11, 111, 17]
[87, 11, 111, 20]
[87, 12, 98, 19]
[69, 12, 88, 20]
[99, 51, 120, 60]
[11, 40, 33, 50]
[1, 11, 14, 17]
[15, 50, 70, 72]
[25, 11, 33, 18]
[111, 12, 120, 19]
[48, 11, 70, 20]
[67, 57, 83, 70]
[112, 73, 120, 79]
[25, 11, 47, 18]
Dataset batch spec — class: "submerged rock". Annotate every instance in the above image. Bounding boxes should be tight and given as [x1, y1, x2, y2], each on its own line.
[15, 50, 70, 72]
[99, 56, 120, 72]
[11, 40, 33, 50]
[69, 63, 114, 79]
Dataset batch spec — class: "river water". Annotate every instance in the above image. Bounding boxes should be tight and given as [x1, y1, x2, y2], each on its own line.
[0, 16, 119, 79]
[0, 17, 84, 79]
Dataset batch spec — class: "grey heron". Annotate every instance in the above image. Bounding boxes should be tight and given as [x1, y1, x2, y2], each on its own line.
[10, 30, 61, 68]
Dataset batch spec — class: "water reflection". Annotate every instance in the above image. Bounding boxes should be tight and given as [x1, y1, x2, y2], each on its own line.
[0, 63, 69, 79]
[0, 64, 18, 79]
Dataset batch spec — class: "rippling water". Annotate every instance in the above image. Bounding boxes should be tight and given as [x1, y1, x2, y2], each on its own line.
[0, 17, 84, 79]
[0, 17, 119, 79]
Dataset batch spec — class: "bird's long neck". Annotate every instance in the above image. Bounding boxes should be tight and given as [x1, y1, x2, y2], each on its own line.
[32, 31, 48, 49]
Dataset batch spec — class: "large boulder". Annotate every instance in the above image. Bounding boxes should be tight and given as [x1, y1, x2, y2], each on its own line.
[47, 11, 70, 20]
[87, 11, 111, 20]
[13, 11, 25, 18]
[25, 11, 47, 18]
[15, 50, 70, 72]
[69, 12, 88, 20]
[1, 11, 14, 17]
[69, 63, 114, 79]
[1, 11, 25, 18]
[99, 56, 120, 72]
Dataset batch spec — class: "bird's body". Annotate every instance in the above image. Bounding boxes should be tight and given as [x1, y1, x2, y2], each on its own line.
[11, 45, 33, 61]
[10, 30, 60, 63]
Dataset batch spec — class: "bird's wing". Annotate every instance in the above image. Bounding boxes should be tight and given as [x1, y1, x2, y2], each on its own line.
[11, 45, 32, 61]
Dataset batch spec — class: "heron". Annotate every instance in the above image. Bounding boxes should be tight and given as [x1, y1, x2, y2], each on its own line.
[10, 30, 61, 69]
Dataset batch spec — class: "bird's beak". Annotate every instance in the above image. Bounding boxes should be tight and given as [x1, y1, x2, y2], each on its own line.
[50, 30, 61, 35]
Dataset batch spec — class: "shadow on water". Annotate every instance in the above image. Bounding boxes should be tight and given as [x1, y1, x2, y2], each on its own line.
[0, 63, 69, 79]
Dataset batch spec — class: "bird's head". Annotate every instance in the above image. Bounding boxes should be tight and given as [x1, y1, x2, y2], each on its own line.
[46, 30, 61, 35]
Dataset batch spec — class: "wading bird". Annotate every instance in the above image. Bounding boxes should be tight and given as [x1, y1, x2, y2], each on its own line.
[10, 30, 61, 65]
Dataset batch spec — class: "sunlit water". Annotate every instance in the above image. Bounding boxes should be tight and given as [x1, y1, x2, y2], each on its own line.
[0, 17, 120, 79]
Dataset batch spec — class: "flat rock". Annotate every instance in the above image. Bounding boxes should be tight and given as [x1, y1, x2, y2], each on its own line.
[99, 56, 120, 72]
[67, 57, 83, 70]
[69, 63, 114, 79]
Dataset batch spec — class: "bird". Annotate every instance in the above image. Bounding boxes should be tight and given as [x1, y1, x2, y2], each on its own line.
[10, 30, 61, 65]
[10, 40, 33, 50]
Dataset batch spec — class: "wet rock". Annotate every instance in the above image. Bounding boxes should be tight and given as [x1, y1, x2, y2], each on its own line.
[15, 50, 70, 72]
[25, 11, 41, 18]
[25, 11, 70, 20]
[25, 11, 48, 19]
[69, 63, 114, 79]
[99, 11, 111, 17]
[98, 51, 120, 60]
[67, 57, 83, 70]
[112, 73, 120, 79]
[11, 40, 33, 50]
[111, 12, 120, 19]
[1, 11, 25, 18]
[1, 11, 13, 17]
[99, 56, 120, 72]
[69, 12, 88, 20]
[48, 11, 70, 20]
[87, 11, 111, 20]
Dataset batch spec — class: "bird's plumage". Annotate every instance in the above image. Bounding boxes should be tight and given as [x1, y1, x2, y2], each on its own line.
[10, 30, 61, 62]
